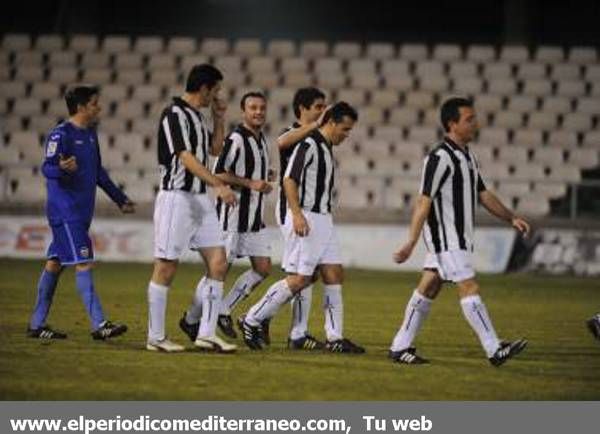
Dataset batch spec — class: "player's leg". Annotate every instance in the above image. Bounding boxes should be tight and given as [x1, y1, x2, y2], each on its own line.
[27, 257, 66, 339]
[241, 273, 313, 350]
[289, 270, 317, 344]
[147, 190, 188, 352]
[389, 270, 442, 364]
[220, 256, 270, 317]
[456, 268, 526, 366]
[587, 312, 600, 341]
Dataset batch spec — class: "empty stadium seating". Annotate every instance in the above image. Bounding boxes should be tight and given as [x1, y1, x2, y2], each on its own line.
[1, 33, 599, 216]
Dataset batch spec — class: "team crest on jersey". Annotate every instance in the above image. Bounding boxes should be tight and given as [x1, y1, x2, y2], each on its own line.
[80, 247, 90, 258]
[47, 141, 58, 157]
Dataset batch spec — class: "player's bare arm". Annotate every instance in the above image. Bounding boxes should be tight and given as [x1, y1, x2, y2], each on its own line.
[209, 97, 227, 156]
[277, 105, 332, 150]
[216, 172, 273, 194]
[283, 177, 309, 237]
[179, 150, 236, 205]
[393, 194, 432, 263]
[479, 190, 530, 238]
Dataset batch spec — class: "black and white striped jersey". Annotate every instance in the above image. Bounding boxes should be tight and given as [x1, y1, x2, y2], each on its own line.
[214, 124, 270, 233]
[420, 137, 487, 254]
[276, 122, 301, 225]
[157, 97, 211, 193]
[284, 129, 335, 215]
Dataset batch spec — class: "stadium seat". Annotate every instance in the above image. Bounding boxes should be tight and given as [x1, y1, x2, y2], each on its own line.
[14, 66, 45, 82]
[497, 146, 529, 164]
[283, 72, 312, 88]
[247, 56, 276, 74]
[2, 34, 31, 51]
[102, 35, 131, 54]
[478, 127, 509, 146]
[388, 107, 419, 127]
[7, 168, 45, 201]
[69, 34, 98, 53]
[547, 130, 578, 148]
[404, 91, 435, 110]
[527, 112, 557, 130]
[499, 45, 529, 63]
[248, 72, 280, 88]
[359, 139, 392, 158]
[466, 44, 496, 62]
[399, 43, 428, 61]
[507, 95, 538, 113]
[533, 147, 564, 166]
[333, 41, 362, 59]
[420, 75, 450, 93]
[233, 38, 262, 57]
[432, 44, 462, 62]
[372, 125, 403, 142]
[350, 74, 380, 90]
[114, 52, 144, 69]
[45, 99, 68, 117]
[280, 57, 309, 74]
[515, 194, 549, 216]
[513, 128, 544, 147]
[365, 42, 395, 60]
[99, 117, 128, 134]
[542, 96, 572, 114]
[448, 61, 479, 78]
[30, 82, 61, 100]
[29, 115, 60, 135]
[482, 62, 513, 79]
[115, 100, 145, 119]
[533, 181, 567, 199]
[13, 50, 44, 67]
[407, 126, 438, 144]
[336, 88, 367, 106]
[36, 34, 64, 52]
[266, 39, 296, 58]
[568, 46, 597, 64]
[498, 180, 531, 196]
[47, 51, 78, 68]
[521, 79, 553, 97]
[180, 54, 210, 72]
[512, 163, 546, 181]
[493, 111, 523, 129]
[134, 36, 164, 55]
[200, 38, 230, 56]
[517, 62, 547, 79]
[581, 131, 600, 148]
[148, 69, 180, 86]
[300, 41, 329, 59]
[12, 98, 42, 117]
[475, 94, 504, 114]
[367, 90, 398, 110]
[167, 36, 197, 55]
[577, 97, 600, 115]
[0, 146, 21, 166]
[81, 52, 112, 69]
[453, 76, 484, 95]
[567, 147, 599, 169]
[316, 73, 346, 90]
[547, 165, 581, 183]
[3, 116, 25, 133]
[116, 69, 147, 86]
[585, 65, 600, 81]
[132, 84, 162, 103]
[487, 78, 517, 95]
[0, 81, 27, 99]
[102, 84, 129, 102]
[534, 46, 564, 63]
[147, 53, 176, 70]
[81, 69, 113, 85]
[551, 63, 581, 80]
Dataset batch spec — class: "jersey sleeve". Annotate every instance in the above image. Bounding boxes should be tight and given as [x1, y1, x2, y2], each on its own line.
[420, 152, 451, 197]
[284, 141, 313, 185]
[164, 106, 192, 155]
[214, 132, 242, 174]
[41, 130, 70, 179]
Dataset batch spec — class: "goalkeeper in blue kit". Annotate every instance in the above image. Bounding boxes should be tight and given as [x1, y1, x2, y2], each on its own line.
[27, 85, 134, 340]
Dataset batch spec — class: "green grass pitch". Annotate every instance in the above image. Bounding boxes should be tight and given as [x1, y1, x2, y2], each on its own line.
[1, 258, 599, 400]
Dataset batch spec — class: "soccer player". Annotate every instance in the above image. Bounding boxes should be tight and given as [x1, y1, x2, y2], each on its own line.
[27, 85, 133, 340]
[146, 64, 237, 353]
[389, 97, 530, 366]
[239, 102, 365, 354]
[276, 87, 331, 350]
[587, 313, 600, 342]
[213, 92, 274, 339]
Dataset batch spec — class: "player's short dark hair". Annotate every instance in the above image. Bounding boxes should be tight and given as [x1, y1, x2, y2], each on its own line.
[440, 97, 474, 132]
[240, 91, 266, 110]
[323, 101, 358, 124]
[292, 87, 326, 118]
[185, 64, 223, 93]
[64, 85, 100, 115]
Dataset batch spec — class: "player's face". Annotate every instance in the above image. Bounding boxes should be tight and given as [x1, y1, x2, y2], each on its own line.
[81, 94, 101, 125]
[330, 116, 355, 146]
[304, 98, 326, 122]
[242, 97, 267, 129]
[451, 106, 479, 143]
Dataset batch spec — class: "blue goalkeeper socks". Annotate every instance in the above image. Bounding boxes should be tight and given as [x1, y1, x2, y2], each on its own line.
[75, 269, 105, 330]
[29, 270, 60, 329]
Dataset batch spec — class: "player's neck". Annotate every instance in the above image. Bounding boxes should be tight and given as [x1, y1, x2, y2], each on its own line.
[243, 121, 262, 139]
[447, 132, 468, 149]
[318, 126, 334, 145]
[182, 93, 204, 110]
[69, 115, 89, 129]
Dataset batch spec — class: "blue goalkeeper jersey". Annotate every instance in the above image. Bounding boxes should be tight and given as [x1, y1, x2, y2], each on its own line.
[41, 121, 128, 226]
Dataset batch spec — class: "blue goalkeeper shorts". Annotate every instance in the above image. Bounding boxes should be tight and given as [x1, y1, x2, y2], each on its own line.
[46, 221, 94, 265]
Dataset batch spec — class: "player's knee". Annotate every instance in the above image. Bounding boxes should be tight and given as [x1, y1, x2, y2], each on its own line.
[75, 262, 93, 272]
[208, 257, 228, 280]
[153, 260, 177, 285]
[321, 265, 343, 285]
[286, 275, 312, 293]
[253, 260, 271, 278]
[458, 279, 480, 297]
[45, 259, 63, 274]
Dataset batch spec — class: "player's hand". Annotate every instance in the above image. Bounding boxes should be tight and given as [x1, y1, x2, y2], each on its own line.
[292, 211, 310, 237]
[211, 97, 227, 120]
[393, 240, 416, 264]
[511, 216, 531, 238]
[315, 105, 333, 128]
[249, 180, 273, 194]
[120, 200, 136, 214]
[58, 154, 77, 172]
[216, 185, 237, 206]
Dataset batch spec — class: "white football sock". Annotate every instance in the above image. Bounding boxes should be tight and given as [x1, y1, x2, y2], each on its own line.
[246, 279, 293, 326]
[147, 281, 169, 343]
[390, 289, 433, 352]
[289, 284, 313, 340]
[197, 278, 224, 339]
[185, 276, 206, 325]
[220, 269, 265, 315]
[460, 294, 500, 357]
[323, 284, 344, 341]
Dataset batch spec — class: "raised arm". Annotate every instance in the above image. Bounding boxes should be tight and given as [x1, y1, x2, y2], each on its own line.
[277, 106, 330, 150]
